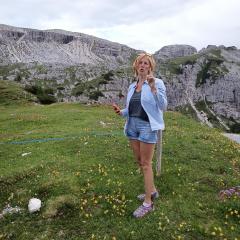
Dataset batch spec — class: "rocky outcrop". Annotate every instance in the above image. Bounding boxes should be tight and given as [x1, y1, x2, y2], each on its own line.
[154, 44, 197, 60]
[0, 24, 137, 67]
[155, 47, 240, 131]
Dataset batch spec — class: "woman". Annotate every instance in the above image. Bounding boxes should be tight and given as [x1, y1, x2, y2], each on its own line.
[113, 53, 167, 218]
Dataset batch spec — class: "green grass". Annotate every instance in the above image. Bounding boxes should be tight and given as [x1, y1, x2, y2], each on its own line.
[0, 103, 239, 240]
[0, 80, 36, 106]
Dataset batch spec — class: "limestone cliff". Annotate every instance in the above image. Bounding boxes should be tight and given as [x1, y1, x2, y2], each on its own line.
[154, 45, 240, 132]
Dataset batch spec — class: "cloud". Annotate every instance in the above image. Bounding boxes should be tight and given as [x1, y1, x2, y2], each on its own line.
[0, 0, 199, 28]
[0, 0, 239, 52]
[78, 0, 240, 52]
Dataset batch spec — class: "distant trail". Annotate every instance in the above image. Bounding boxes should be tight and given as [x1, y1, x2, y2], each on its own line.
[222, 133, 240, 144]
[0, 131, 123, 145]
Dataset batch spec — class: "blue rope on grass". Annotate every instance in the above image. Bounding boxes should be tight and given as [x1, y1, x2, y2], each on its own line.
[9, 137, 65, 144]
[0, 131, 123, 145]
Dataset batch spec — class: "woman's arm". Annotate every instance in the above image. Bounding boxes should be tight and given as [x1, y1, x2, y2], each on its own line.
[152, 80, 168, 111]
[120, 108, 128, 118]
[112, 104, 128, 117]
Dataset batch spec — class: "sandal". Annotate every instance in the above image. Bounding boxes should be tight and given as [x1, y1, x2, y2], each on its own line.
[133, 203, 154, 218]
[137, 191, 159, 201]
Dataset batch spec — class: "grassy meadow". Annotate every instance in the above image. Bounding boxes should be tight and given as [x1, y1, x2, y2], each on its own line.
[0, 100, 240, 239]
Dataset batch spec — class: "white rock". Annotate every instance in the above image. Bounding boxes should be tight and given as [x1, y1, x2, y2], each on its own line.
[21, 152, 31, 156]
[28, 198, 41, 213]
[99, 121, 106, 126]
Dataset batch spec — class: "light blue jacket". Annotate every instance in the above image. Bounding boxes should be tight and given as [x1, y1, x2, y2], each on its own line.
[121, 78, 167, 131]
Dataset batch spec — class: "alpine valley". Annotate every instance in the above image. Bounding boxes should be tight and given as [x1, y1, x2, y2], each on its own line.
[0, 24, 239, 132]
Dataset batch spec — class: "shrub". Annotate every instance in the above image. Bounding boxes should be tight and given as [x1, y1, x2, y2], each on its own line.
[14, 73, 22, 82]
[57, 86, 65, 90]
[89, 90, 104, 101]
[24, 85, 56, 104]
[24, 85, 42, 95]
[37, 92, 57, 104]
[230, 123, 240, 133]
[196, 57, 225, 87]
[103, 71, 114, 81]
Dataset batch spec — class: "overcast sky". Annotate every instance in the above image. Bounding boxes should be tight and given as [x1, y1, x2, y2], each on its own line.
[0, 0, 240, 53]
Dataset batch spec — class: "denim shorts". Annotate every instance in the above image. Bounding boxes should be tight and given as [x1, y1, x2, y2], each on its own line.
[126, 117, 158, 144]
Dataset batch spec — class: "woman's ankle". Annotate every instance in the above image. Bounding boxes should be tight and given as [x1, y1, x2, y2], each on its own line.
[144, 194, 152, 203]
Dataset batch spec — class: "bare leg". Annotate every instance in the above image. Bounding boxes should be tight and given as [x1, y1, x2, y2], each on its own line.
[129, 140, 141, 167]
[140, 142, 156, 204]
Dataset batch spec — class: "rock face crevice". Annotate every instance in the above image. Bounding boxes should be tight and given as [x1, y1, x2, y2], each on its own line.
[0, 24, 239, 131]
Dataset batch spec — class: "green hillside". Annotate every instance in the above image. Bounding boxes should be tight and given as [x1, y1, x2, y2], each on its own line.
[0, 80, 36, 106]
[0, 103, 239, 239]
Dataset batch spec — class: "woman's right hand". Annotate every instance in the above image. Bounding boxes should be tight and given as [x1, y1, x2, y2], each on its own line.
[112, 103, 121, 115]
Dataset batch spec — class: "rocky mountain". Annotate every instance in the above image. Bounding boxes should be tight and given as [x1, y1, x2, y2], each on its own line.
[154, 44, 197, 60]
[0, 24, 137, 66]
[0, 24, 138, 103]
[0, 24, 239, 132]
[154, 45, 240, 132]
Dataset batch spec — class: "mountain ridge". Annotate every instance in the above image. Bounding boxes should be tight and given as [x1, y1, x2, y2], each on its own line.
[0, 23, 239, 132]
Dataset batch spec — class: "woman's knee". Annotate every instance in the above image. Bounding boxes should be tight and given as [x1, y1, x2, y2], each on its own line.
[141, 162, 152, 172]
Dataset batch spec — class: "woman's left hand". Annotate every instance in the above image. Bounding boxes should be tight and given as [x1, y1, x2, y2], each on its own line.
[147, 75, 157, 93]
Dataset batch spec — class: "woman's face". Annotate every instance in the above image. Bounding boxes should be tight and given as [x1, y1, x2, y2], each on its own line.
[136, 56, 151, 76]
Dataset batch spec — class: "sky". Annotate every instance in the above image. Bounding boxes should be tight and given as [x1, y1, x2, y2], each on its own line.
[0, 0, 240, 53]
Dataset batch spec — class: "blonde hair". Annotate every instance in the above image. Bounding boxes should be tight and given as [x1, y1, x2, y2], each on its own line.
[132, 53, 156, 77]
